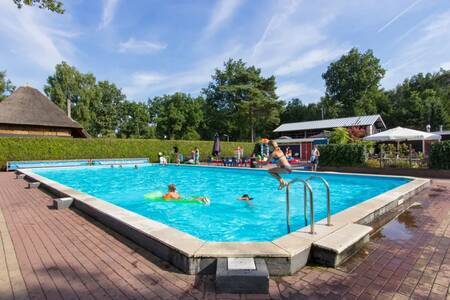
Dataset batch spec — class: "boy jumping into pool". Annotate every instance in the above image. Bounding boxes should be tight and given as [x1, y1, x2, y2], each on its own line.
[263, 140, 292, 190]
[163, 184, 210, 204]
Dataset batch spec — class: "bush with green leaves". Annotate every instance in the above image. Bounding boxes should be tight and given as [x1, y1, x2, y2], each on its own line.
[0, 138, 254, 170]
[429, 141, 450, 169]
[327, 127, 350, 144]
[317, 144, 366, 166]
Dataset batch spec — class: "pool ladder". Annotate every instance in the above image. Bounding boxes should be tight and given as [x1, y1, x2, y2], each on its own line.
[285, 175, 331, 234]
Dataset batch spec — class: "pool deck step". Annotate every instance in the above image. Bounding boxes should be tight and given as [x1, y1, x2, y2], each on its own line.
[215, 258, 269, 294]
[53, 197, 74, 209]
[27, 182, 40, 189]
[311, 223, 372, 267]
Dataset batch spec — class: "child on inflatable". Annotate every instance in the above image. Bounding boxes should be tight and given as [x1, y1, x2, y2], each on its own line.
[163, 184, 209, 204]
[163, 184, 180, 200]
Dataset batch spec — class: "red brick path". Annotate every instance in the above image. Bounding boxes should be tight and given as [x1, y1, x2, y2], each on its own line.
[0, 172, 449, 300]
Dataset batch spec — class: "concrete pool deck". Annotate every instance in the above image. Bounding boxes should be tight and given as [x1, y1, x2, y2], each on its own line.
[16, 166, 430, 276]
[0, 172, 449, 299]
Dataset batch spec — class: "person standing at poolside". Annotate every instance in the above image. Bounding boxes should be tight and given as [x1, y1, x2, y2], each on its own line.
[158, 152, 168, 165]
[311, 145, 320, 171]
[194, 147, 200, 164]
[263, 140, 292, 189]
[173, 146, 180, 165]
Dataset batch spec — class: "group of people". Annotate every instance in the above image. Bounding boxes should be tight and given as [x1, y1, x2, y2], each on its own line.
[159, 146, 200, 166]
[157, 139, 320, 205]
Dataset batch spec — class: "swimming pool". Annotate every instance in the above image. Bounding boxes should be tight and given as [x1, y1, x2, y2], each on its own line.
[33, 164, 410, 242]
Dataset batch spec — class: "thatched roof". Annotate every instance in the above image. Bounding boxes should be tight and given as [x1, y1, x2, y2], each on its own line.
[0, 86, 83, 129]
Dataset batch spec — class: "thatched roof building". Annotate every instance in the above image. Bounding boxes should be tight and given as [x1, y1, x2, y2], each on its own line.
[0, 86, 89, 138]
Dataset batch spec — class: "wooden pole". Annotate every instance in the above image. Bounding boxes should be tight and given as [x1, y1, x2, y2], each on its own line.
[409, 144, 412, 168]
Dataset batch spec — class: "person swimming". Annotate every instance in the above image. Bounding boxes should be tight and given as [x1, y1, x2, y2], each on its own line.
[163, 184, 209, 204]
[263, 140, 292, 190]
[238, 194, 253, 201]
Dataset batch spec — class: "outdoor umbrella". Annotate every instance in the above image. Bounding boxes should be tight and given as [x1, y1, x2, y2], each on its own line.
[212, 133, 221, 157]
[363, 126, 441, 155]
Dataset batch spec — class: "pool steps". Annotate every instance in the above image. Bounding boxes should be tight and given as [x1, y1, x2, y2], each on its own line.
[16, 167, 431, 277]
[311, 223, 372, 267]
[216, 258, 269, 294]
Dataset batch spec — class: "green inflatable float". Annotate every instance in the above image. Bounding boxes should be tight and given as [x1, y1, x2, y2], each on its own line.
[144, 191, 207, 205]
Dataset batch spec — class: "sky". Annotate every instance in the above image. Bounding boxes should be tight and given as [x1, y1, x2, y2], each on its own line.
[1, 0, 450, 103]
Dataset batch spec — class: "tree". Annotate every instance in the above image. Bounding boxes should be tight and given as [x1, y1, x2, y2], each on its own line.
[12, 0, 64, 13]
[280, 98, 322, 124]
[117, 101, 152, 138]
[202, 59, 283, 142]
[422, 90, 447, 131]
[384, 70, 450, 130]
[0, 71, 15, 101]
[44, 62, 99, 132]
[149, 92, 204, 140]
[90, 81, 126, 137]
[322, 48, 385, 117]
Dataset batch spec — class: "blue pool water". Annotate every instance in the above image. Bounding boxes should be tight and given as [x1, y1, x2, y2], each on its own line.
[34, 165, 410, 242]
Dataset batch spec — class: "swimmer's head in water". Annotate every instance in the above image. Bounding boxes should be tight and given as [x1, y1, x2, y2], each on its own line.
[168, 184, 176, 192]
[241, 194, 254, 200]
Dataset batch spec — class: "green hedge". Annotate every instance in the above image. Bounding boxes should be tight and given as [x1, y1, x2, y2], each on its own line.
[429, 141, 450, 169]
[318, 144, 366, 167]
[0, 137, 254, 170]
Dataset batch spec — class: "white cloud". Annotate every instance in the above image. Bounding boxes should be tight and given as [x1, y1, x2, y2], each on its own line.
[441, 61, 450, 70]
[277, 82, 322, 101]
[123, 72, 166, 98]
[99, 0, 119, 30]
[204, 0, 242, 38]
[377, 0, 422, 33]
[119, 38, 167, 54]
[132, 72, 166, 86]
[0, 1, 74, 72]
[275, 47, 348, 76]
[123, 45, 242, 99]
[249, 1, 335, 71]
[383, 10, 450, 88]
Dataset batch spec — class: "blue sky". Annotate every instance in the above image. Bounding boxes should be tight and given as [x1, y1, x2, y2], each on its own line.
[1, 0, 450, 103]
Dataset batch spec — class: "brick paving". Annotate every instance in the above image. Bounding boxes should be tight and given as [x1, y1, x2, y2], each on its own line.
[0, 172, 449, 300]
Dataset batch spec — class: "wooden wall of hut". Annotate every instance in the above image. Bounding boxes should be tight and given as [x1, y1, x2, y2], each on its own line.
[0, 124, 72, 137]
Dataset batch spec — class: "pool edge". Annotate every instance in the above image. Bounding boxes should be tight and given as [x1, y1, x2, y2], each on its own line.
[17, 168, 430, 275]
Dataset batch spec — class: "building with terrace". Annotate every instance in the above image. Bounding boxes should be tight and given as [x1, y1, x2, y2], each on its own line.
[273, 115, 386, 160]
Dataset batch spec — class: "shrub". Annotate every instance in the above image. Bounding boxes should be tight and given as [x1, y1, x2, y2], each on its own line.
[328, 127, 350, 144]
[364, 158, 380, 168]
[429, 141, 450, 169]
[318, 144, 366, 166]
[0, 137, 254, 170]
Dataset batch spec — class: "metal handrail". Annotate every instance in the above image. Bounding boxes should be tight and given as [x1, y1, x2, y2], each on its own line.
[305, 176, 332, 226]
[286, 178, 315, 234]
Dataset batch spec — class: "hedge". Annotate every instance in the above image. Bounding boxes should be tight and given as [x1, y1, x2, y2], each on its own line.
[317, 144, 366, 167]
[429, 141, 450, 169]
[0, 137, 254, 170]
